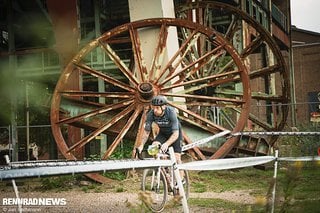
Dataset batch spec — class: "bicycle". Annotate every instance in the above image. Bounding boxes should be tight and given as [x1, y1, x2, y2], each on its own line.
[136, 145, 190, 212]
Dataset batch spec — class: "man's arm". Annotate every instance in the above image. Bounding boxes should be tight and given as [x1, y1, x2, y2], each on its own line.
[136, 128, 150, 153]
[165, 130, 179, 146]
[161, 130, 179, 152]
[141, 129, 151, 147]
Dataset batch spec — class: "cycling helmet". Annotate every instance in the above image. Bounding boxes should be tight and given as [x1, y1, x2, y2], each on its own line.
[151, 95, 167, 106]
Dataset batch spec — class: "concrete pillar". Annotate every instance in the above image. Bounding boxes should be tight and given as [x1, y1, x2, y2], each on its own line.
[128, 0, 184, 103]
[129, 0, 177, 76]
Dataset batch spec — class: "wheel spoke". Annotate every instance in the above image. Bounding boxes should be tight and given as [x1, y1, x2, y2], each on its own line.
[159, 45, 225, 86]
[149, 23, 168, 81]
[60, 96, 106, 108]
[154, 29, 200, 83]
[248, 64, 281, 79]
[214, 54, 235, 75]
[99, 40, 140, 86]
[73, 62, 135, 92]
[60, 90, 134, 99]
[133, 106, 149, 151]
[66, 103, 136, 153]
[163, 92, 244, 105]
[129, 25, 148, 82]
[57, 99, 134, 125]
[182, 131, 206, 160]
[240, 35, 263, 58]
[161, 69, 241, 92]
[224, 16, 238, 39]
[169, 102, 228, 132]
[183, 101, 242, 108]
[102, 106, 142, 159]
[251, 92, 284, 102]
[220, 109, 236, 128]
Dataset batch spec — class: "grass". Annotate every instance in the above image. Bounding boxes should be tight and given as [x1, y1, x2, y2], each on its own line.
[185, 161, 320, 212]
[188, 198, 266, 212]
[190, 167, 273, 193]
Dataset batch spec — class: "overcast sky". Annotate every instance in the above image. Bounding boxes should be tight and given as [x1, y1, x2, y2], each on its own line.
[291, 0, 320, 33]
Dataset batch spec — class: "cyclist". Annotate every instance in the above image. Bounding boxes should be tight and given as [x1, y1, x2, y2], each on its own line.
[136, 95, 183, 165]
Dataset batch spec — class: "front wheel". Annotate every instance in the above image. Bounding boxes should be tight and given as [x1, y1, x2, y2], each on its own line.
[141, 168, 168, 212]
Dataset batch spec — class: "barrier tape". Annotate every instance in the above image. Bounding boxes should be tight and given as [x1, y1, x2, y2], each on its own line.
[0, 159, 172, 180]
[1, 155, 320, 180]
[232, 131, 320, 136]
[182, 131, 319, 153]
[278, 156, 320, 162]
[178, 155, 320, 171]
[178, 156, 275, 171]
[182, 130, 231, 151]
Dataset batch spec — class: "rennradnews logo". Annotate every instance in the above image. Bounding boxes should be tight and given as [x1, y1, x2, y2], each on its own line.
[2, 198, 67, 206]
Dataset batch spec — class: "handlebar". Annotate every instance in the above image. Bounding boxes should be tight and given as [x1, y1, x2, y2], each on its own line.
[135, 145, 169, 160]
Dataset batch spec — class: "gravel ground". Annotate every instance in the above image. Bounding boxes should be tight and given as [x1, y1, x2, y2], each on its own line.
[0, 189, 256, 212]
[0, 174, 256, 212]
[1, 191, 137, 213]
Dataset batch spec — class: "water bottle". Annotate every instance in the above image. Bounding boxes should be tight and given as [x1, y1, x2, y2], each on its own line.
[147, 144, 159, 156]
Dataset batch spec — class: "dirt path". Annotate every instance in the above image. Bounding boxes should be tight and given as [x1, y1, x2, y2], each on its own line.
[0, 173, 258, 212]
[0, 189, 256, 212]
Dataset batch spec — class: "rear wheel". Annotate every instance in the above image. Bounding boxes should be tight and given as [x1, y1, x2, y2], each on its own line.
[141, 168, 168, 212]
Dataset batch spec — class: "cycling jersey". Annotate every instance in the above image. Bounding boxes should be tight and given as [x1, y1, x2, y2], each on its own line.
[145, 106, 182, 153]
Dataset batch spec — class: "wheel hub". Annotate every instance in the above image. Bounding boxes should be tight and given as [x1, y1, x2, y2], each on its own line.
[138, 82, 154, 101]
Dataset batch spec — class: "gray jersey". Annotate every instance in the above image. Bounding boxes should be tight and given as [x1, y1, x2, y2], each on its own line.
[145, 106, 180, 136]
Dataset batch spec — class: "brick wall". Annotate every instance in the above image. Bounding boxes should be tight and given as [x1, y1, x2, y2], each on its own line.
[293, 44, 320, 123]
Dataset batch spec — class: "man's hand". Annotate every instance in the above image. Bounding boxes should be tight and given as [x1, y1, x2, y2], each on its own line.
[161, 143, 169, 153]
[152, 141, 161, 147]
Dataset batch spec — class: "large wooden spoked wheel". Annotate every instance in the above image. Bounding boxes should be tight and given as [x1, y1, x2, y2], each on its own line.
[176, 2, 290, 152]
[50, 18, 250, 181]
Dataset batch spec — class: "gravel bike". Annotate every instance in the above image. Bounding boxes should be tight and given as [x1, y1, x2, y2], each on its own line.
[137, 145, 189, 212]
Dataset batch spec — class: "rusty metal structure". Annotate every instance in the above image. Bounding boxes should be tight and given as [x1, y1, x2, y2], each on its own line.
[0, 0, 291, 182]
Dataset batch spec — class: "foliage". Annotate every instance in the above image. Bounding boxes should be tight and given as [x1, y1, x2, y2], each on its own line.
[275, 162, 320, 213]
[278, 124, 320, 156]
[98, 140, 134, 181]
